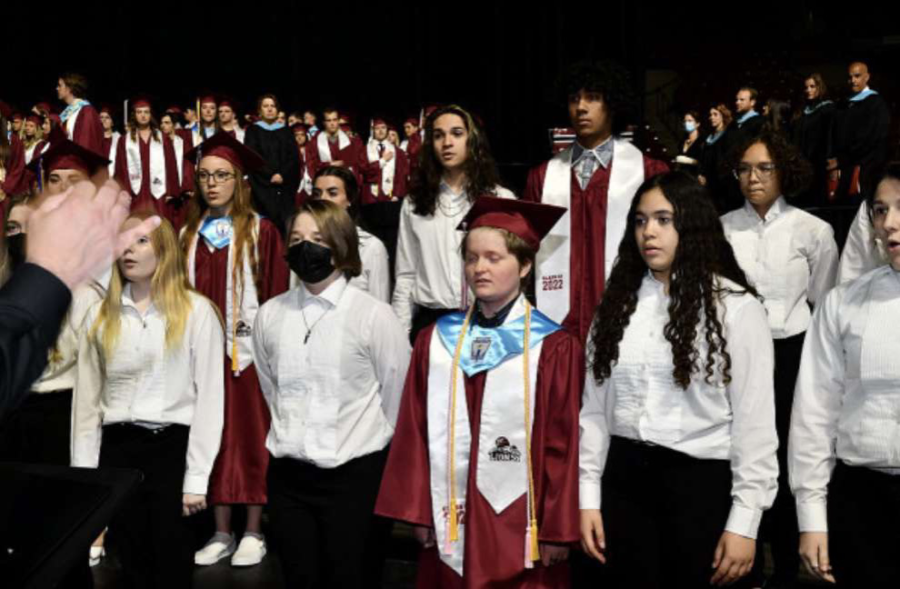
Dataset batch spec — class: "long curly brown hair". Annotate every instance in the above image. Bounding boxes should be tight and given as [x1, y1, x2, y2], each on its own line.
[409, 104, 502, 217]
[729, 131, 812, 198]
[589, 172, 758, 390]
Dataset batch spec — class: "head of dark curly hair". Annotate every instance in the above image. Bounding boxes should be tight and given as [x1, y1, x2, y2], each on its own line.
[589, 171, 758, 390]
[729, 131, 812, 198]
[558, 60, 637, 136]
[409, 104, 502, 217]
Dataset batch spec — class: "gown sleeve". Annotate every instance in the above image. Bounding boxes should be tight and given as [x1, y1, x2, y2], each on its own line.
[374, 325, 436, 527]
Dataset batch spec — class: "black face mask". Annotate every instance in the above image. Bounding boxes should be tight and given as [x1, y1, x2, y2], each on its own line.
[6, 233, 26, 271]
[286, 241, 335, 284]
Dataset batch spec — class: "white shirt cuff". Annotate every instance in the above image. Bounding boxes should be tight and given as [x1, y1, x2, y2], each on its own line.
[796, 500, 829, 532]
[724, 503, 762, 539]
[579, 481, 602, 510]
[182, 473, 210, 495]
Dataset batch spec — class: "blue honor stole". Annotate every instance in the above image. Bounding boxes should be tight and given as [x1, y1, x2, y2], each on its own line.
[199, 215, 233, 249]
[436, 307, 561, 376]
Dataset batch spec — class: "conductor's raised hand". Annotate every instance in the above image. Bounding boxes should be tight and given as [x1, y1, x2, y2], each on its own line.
[26, 180, 160, 291]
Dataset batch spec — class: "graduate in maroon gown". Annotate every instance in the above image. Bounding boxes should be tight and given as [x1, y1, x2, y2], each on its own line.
[218, 97, 245, 143]
[21, 114, 48, 166]
[99, 104, 121, 174]
[359, 117, 409, 204]
[113, 98, 189, 229]
[1, 119, 29, 202]
[523, 61, 667, 343]
[292, 122, 313, 206]
[306, 106, 365, 181]
[56, 72, 104, 155]
[181, 132, 290, 568]
[376, 197, 582, 589]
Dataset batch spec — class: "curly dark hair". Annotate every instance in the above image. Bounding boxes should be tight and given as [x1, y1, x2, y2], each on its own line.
[558, 60, 638, 135]
[729, 131, 812, 198]
[409, 104, 502, 217]
[589, 172, 758, 390]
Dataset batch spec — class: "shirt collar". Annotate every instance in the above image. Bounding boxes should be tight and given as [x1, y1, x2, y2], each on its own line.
[121, 283, 157, 315]
[297, 275, 347, 309]
[743, 195, 787, 223]
[572, 136, 614, 168]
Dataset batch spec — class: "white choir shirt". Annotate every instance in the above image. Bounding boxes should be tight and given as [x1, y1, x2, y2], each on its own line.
[253, 275, 411, 468]
[392, 183, 514, 332]
[289, 226, 390, 303]
[837, 200, 885, 284]
[72, 287, 226, 495]
[580, 273, 779, 539]
[788, 264, 900, 533]
[31, 282, 105, 393]
[721, 197, 839, 339]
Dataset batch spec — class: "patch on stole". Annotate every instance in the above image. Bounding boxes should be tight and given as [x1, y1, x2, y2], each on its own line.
[470, 336, 492, 362]
[488, 437, 521, 462]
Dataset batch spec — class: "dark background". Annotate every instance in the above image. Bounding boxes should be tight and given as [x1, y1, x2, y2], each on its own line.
[5, 2, 900, 186]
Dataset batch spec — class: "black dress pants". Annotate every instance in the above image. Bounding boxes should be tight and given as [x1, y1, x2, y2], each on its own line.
[267, 448, 390, 589]
[828, 461, 900, 588]
[601, 436, 756, 589]
[99, 423, 195, 589]
[758, 332, 805, 585]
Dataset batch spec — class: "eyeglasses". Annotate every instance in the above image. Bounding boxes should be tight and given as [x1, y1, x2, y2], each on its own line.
[734, 163, 777, 180]
[197, 171, 237, 184]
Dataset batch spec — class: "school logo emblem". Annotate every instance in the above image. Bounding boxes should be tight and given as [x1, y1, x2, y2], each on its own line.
[471, 336, 492, 362]
[488, 436, 521, 462]
[235, 320, 252, 337]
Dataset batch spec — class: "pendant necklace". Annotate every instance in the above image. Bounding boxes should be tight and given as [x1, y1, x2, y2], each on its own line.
[300, 305, 330, 344]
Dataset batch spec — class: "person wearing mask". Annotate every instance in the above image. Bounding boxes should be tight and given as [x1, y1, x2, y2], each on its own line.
[311, 165, 390, 302]
[255, 199, 410, 588]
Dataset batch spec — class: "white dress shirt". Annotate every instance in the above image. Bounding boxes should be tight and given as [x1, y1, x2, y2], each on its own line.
[580, 273, 779, 539]
[392, 183, 514, 332]
[31, 282, 105, 393]
[789, 265, 900, 532]
[721, 197, 839, 339]
[253, 276, 411, 468]
[837, 200, 885, 284]
[72, 287, 226, 495]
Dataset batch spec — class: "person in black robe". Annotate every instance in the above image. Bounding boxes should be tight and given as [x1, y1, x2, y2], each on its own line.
[792, 73, 835, 207]
[829, 62, 891, 202]
[243, 94, 300, 233]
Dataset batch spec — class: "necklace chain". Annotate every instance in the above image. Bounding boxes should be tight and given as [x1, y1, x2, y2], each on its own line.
[300, 305, 330, 344]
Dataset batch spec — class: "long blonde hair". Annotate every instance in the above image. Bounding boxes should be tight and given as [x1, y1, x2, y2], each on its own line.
[91, 212, 196, 358]
[180, 158, 261, 296]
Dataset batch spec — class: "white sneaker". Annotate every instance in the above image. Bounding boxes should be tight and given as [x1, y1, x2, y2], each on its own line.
[89, 546, 105, 567]
[230, 535, 266, 567]
[194, 534, 237, 566]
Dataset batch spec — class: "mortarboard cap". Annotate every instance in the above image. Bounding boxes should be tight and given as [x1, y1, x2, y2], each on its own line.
[185, 131, 265, 173]
[458, 196, 566, 252]
[26, 138, 110, 177]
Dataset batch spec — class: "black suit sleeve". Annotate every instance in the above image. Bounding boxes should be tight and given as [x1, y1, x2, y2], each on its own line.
[0, 263, 72, 418]
[278, 128, 301, 196]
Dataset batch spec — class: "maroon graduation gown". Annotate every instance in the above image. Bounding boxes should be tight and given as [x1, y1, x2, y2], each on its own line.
[69, 104, 104, 155]
[192, 218, 290, 504]
[358, 145, 410, 204]
[113, 133, 186, 230]
[522, 154, 668, 343]
[376, 326, 583, 589]
[305, 133, 365, 183]
[295, 147, 311, 208]
[1, 135, 29, 198]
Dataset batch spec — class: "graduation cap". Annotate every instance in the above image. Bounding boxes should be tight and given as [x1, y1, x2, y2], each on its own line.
[185, 131, 265, 173]
[131, 95, 154, 111]
[291, 122, 308, 133]
[458, 196, 566, 252]
[217, 96, 239, 111]
[198, 94, 217, 106]
[11, 111, 24, 122]
[26, 138, 110, 177]
[25, 113, 43, 126]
